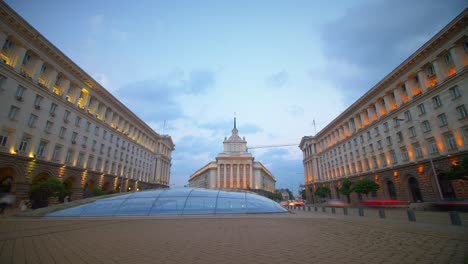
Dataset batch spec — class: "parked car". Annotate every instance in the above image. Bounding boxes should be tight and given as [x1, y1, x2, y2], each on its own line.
[358, 199, 410, 208]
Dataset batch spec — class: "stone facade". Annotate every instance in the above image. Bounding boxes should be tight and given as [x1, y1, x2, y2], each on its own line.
[0, 2, 174, 203]
[189, 118, 276, 193]
[300, 10, 468, 204]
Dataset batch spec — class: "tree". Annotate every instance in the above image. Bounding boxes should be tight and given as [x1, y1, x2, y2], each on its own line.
[444, 156, 468, 181]
[268, 191, 284, 201]
[300, 189, 306, 200]
[286, 188, 294, 200]
[353, 178, 380, 198]
[339, 179, 354, 203]
[314, 186, 330, 199]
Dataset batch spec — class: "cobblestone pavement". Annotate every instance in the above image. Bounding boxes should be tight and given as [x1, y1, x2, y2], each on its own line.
[0, 211, 467, 264]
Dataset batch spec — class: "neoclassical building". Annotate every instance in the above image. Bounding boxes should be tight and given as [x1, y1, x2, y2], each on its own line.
[300, 9, 468, 204]
[189, 119, 276, 194]
[0, 2, 174, 201]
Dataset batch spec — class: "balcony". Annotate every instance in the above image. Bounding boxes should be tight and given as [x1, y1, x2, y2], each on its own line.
[77, 98, 86, 109]
[447, 67, 456, 78]
[38, 77, 48, 88]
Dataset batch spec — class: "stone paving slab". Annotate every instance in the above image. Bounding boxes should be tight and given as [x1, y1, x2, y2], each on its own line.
[0, 212, 467, 264]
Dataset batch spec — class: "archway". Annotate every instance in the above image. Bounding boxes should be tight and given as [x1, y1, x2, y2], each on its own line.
[387, 180, 397, 200]
[101, 182, 112, 193]
[83, 179, 95, 198]
[32, 172, 50, 184]
[0, 167, 16, 193]
[62, 177, 75, 202]
[408, 177, 423, 202]
[30, 172, 51, 209]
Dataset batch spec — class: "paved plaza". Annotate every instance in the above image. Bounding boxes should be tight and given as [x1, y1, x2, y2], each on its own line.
[0, 209, 467, 264]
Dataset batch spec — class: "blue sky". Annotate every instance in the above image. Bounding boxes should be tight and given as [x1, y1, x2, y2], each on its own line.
[6, 0, 466, 193]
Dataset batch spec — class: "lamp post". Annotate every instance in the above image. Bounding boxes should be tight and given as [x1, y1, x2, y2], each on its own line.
[394, 117, 443, 200]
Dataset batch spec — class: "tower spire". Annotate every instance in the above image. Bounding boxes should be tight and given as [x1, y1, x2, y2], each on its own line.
[234, 112, 236, 129]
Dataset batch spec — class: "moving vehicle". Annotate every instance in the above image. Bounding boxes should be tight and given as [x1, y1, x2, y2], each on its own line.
[323, 199, 349, 207]
[358, 199, 410, 208]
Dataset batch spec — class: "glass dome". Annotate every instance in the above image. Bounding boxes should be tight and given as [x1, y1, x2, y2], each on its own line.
[47, 188, 288, 217]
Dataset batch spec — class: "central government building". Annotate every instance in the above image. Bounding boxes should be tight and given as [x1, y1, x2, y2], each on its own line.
[300, 10, 468, 204]
[189, 118, 276, 195]
[0, 2, 174, 202]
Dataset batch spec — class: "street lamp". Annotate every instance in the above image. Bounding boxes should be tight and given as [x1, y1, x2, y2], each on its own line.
[394, 117, 443, 200]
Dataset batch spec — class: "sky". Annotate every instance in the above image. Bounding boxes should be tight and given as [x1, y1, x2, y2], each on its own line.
[5, 0, 466, 193]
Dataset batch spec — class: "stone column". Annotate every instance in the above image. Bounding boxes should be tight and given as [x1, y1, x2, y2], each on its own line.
[354, 114, 362, 130]
[416, 71, 428, 92]
[360, 111, 369, 127]
[449, 46, 465, 71]
[432, 59, 444, 83]
[31, 58, 44, 81]
[392, 89, 402, 107]
[12, 46, 26, 71]
[61, 79, 70, 98]
[46, 70, 58, 90]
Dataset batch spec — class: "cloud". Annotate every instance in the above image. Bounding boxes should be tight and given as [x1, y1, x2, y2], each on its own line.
[115, 69, 216, 123]
[265, 70, 289, 89]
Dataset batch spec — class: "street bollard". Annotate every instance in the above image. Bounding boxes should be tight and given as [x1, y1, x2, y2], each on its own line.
[407, 209, 416, 222]
[308, 206, 311, 211]
[343, 207, 348, 215]
[303, 206, 306, 211]
[314, 206, 318, 212]
[378, 208, 385, 219]
[358, 207, 364, 217]
[449, 211, 461, 226]
[322, 207, 326, 213]
[331, 207, 336, 214]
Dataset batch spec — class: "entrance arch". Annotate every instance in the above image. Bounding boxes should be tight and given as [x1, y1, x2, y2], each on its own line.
[438, 173, 456, 199]
[387, 180, 397, 200]
[0, 167, 16, 193]
[83, 179, 95, 198]
[408, 177, 423, 202]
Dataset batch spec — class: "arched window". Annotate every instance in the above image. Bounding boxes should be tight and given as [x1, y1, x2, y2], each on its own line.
[409, 177, 423, 202]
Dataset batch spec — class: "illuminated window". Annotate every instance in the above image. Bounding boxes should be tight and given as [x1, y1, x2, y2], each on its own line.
[18, 137, 29, 152]
[0, 130, 8, 147]
[422, 120, 431, 133]
[8, 106, 19, 120]
[33, 94, 43, 109]
[65, 150, 73, 164]
[437, 113, 448, 126]
[409, 126, 417, 138]
[36, 140, 47, 157]
[59, 127, 66, 138]
[456, 105, 467, 119]
[449, 86, 461, 99]
[445, 133, 457, 151]
[28, 114, 38, 128]
[417, 103, 426, 115]
[432, 95, 442, 108]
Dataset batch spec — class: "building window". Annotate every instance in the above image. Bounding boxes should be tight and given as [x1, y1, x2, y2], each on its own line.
[8, 106, 20, 120]
[449, 86, 461, 99]
[444, 53, 452, 64]
[86, 121, 91, 132]
[75, 116, 81, 127]
[432, 95, 442, 108]
[400, 147, 409, 161]
[386, 136, 392, 146]
[65, 150, 73, 164]
[383, 122, 389, 132]
[409, 126, 417, 138]
[77, 153, 84, 167]
[63, 110, 70, 123]
[44, 121, 53, 133]
[36, 140, 47, 157]
[413, 143, 423, 159]
[428, 139, 439, 154]
[445, 133, 457, 151]
[0, 130, 8, 147]
[103, 130, 108, 140]
[364, 158, 370, 170]
[417, 103, 426, 115]
[404, 110, 412, 121]
[367, 131, 371, 140]
[422, 120, 431, 133]
[374, 127, 380, 136]
[371, 156, 378, 168]
[463, 127, 468, 146]
[397, 131, 403, 142]
[464, 39, 468, 51]
[49, 103, 58, 116]
[59, 127, 66, 138]
[426, 64, 435, 76]
[377, 140, 382, 150]
[82, 136, 88, 146]
[0, 74, 6, 90]
[95, 126, 100, 136]
[369, 144, 374, 153]
[360, 135, 364, 144]
[28, 114, 38, 127]
[362, 146, 366, 154]
[71, 132, 78, 143]
[34, 94, 43, 109]
[18, 137, 29, 152]
[456, 105, 467, 119]
[390, 150, 398, 164]
[15, 85, 26, 100]
[52, 146, 61, 161]
[437, 113, 448, 127]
